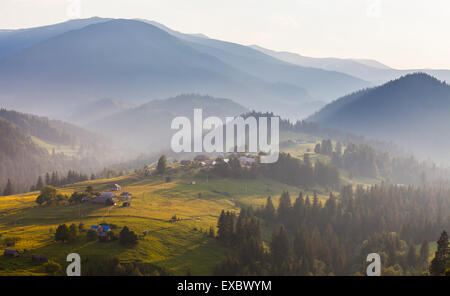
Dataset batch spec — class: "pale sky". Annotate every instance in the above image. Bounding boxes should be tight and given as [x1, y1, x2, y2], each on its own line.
[1, 0, 449, 69]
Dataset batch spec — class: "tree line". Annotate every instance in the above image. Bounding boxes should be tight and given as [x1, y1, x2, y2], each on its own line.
[210, 152, 340, 189]
[213, 183, 450, 275]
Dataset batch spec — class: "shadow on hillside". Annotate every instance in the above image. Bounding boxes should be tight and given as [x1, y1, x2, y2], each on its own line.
[0, 202, 108, 228]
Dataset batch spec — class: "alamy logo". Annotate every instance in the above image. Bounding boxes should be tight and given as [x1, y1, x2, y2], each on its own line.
[170, 109, 279, 163]
[366, 253, 381, 276]
[66, 253, 81, 276]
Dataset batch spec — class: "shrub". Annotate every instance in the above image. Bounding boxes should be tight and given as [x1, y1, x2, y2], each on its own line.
[55, 224, 69, 242]
[68, 223, 79, 241]
[119, 226, 138, 246]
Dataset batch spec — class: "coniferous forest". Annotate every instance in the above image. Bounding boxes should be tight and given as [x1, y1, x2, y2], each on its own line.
[214, 184, 450, 276]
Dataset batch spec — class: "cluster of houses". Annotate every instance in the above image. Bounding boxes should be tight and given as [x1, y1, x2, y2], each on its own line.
[180, 153, 258, 169]
[3, 249, 48, 263]
[90, 184, 133, 207]
[3, 183, 132, 259]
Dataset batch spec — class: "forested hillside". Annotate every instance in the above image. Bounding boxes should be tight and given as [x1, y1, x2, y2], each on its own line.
[0, 109, 118, 194]
[308, 73, 450, 163]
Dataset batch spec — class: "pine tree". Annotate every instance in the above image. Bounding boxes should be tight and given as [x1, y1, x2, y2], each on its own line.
[293, 226, 307, 260]
[430, 231, 449, 275]
[51, 171, 59, 186]
[157, 155, 168, 175]
[3, 179, 13, 196]
[217, 210, 226, 242]
[45, 172, 51, 186]
[277, 191, 291, 223]
[36, 176, 44, 190]
[264, 196, 275, 220]
[270, 225, 290, 266]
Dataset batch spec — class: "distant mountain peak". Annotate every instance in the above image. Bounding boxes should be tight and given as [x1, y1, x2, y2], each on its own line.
[308, 72, 450, 163]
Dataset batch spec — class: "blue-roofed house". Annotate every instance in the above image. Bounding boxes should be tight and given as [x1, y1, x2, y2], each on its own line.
[91, 225, 111, 241]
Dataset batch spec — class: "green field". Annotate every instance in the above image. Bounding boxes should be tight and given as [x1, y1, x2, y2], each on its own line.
[0, 167, 330, 275]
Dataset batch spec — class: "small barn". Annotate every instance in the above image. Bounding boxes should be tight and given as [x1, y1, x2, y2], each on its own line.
[4, 249, 19, 258]
[93, 192, 116, 204]
[105, 197, 118, 206]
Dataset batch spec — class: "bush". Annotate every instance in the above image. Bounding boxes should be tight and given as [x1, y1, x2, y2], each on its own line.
[68, 223, 79, 241]
[43, 260, 62, 275]
[35, 186, 57, 206]
[119, 226, 138, 246]
[55, 224, 69, 242]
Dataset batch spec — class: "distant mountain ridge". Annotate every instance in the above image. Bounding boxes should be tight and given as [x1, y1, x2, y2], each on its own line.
[0, 17, 370, 120]
[0, 17, 110, 60]
[66, 98, 132, 126]
[251, 45, 450, 85]
[88, 94, 248, 155]
[308, 73, 450, 163]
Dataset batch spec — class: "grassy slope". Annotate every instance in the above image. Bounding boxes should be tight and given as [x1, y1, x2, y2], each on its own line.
[0, 131, 381, 276]
[0, 168, 330, 275]
[30, 136, 78, 157]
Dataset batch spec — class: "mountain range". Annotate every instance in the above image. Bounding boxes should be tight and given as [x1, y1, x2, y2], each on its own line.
[308, 73, 450, 163]
[87, 94, 248, 154]
[0, 17, 370, 119]
[251, 45, 450, 85]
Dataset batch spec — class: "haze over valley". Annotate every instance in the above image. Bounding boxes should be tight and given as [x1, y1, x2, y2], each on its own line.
[2, 9, 450, 277]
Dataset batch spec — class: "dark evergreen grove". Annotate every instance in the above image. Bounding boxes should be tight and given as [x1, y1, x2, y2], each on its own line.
[213, 184, 450, 275]
[211, 152, 340, 189]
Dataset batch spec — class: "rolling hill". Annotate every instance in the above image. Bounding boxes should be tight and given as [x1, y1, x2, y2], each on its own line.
[0, 18, 370, 120]
[0, 19, 307, 118]
[308, 73, 450, 163]
[0, 17, 109, 60]
[87, 94, 248, 155]
[144, 20, 370, 103]
[66, 98, 133, 126]
[0, 109, 118, 192]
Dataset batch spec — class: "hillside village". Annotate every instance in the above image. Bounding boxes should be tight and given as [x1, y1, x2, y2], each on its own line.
[0, 151, 267, 275]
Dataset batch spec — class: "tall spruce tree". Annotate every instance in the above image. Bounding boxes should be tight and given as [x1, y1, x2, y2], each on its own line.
[156, 155, 168, 175]
[430, 231, 449, 275]
[264, 196, 275, 221]
[3, 179, 13, 196]
[36, 176, 44, 190]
